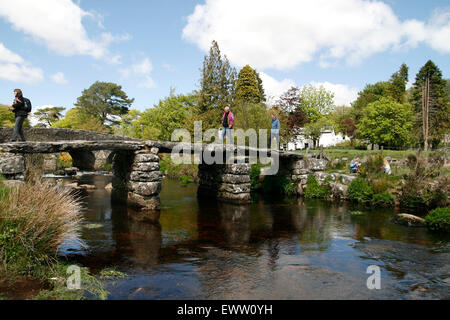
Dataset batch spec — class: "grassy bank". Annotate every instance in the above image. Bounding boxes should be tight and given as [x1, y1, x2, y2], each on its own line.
[293, 148, 438, 162]
[0, 178, 125, 299]
[159, 153, 198, 184]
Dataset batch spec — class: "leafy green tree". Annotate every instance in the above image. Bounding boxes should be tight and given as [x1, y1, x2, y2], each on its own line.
[357, 97, 413, 148]
[132, 91, 196, 141]
[351, 81, 390, 121]
[195, 41, 237, 131]
[410, 60, 449, 149]
[331, 106, 356, 143]
[52, 108, 109, 133]
[33, 106, 65, 127]
[74, 81, 134, 128]
[297, 85, 335, 148]
[113, 109, 141, 137]
[299, 85, 334, 121]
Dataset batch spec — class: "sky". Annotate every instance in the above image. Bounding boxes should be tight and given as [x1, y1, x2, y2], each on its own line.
[0, 0, 449, 121]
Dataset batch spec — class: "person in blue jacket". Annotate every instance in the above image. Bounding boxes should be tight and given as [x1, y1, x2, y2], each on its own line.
[269, 113, 280, 150]
[350, 157, 361, 173]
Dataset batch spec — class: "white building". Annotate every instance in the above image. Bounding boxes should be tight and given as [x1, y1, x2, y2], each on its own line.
[286, 128, 350, 150]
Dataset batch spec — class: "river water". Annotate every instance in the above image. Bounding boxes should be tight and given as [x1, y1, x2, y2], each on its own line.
[25, 175, 450, 299]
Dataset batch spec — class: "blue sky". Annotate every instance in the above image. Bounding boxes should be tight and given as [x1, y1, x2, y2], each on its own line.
[0, 0, 448, 118]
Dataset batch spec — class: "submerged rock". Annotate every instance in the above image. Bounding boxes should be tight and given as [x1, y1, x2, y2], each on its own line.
[393, 214, 426, 227]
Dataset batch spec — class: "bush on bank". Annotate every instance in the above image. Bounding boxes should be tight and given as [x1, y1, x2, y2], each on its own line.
[347, 178, 374, 203]
[0, 181, 83, 278]
[304, 175, 331, 199]
[425, 207, 450, 232]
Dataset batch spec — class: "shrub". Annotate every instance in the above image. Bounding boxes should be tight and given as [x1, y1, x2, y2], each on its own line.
[347, 178, 374, 202]
[425, 207, 450, 232]
[372, 191, 395, 207]
[370, 177, 390, 194]
[0, 181, 83, 277]
[304, 175, 331, 199]
[250, 163, 261, 190]
[261, 175, 295, 196]
[180, 174, 194, 185]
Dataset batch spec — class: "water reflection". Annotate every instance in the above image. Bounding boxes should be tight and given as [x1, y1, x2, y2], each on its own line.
[58, 176, 449, 299]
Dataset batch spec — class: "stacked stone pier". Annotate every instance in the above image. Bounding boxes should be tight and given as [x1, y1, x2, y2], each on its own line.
[197, 162, 252, 204]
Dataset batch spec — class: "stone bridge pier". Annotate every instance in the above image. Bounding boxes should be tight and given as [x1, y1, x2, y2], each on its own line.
[197, 162, 252, 204]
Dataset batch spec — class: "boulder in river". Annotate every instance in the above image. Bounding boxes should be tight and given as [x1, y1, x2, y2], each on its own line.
[393, 214, 426, 227]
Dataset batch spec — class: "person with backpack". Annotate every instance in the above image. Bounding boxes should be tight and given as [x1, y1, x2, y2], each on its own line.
[7, 89, 31, 142]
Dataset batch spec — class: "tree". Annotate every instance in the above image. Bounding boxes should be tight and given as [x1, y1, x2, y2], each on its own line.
[331, 106, 357, 143]
[132, 91, 196, 141]
[195, 41, 237, 131]
[297, 85, 335, 148]
[74, 81, 134, 128]
[410, 60, 449, 149]
[33, 106, 65, 127]
[357, 97, 413, 148]
[114, 109, 141, 137]
[52, 108, 109, 133]
[351, 81, 390, 121]
[387, 63, 409, 103]
[235, 65, 265, 104]
[276, 86, 308, 133]
[299, 85, 334, 122]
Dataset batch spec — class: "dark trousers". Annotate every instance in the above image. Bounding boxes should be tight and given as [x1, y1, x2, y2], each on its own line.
[268, 132, 280, 150]
[11, 116, 26, 141]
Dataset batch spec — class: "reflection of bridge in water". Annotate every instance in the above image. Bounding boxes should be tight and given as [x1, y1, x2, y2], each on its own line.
[0, 128, 327, 222]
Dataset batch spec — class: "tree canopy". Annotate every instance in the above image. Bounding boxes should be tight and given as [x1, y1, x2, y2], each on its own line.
[74, 81, 134, 128]
[357, 97, 413, 148]
[33, 106, 65, 127]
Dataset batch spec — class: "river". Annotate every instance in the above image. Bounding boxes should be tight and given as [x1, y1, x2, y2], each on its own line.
[10, 175, 450, 299]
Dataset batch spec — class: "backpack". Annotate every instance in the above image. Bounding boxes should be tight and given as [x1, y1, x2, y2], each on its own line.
[23, 98, 32, 113]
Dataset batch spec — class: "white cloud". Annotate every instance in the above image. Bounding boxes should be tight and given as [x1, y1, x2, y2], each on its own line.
[0, 0, 129, 62]
[310, 82, 359, 106]
[260, 72, 358, 106]
[0, 43, 24, 64]
[182, 0, 450, 70]
[0, 43, 43, 83]
[259, 72, 296, 106]
[120, 57, 156, 88]
[51, 72, 68, 84]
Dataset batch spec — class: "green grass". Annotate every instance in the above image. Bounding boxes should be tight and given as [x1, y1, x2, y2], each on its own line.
[293, 148, 439, 161]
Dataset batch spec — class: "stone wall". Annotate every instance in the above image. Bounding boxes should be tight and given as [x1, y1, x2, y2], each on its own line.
[0, 128, 136, 143]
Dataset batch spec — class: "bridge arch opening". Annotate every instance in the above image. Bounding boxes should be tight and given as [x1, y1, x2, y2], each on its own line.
[69, 150, 96, 171]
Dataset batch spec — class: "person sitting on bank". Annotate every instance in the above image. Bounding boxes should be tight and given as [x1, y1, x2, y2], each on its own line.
[219, 106, 234, 143]
[350, 156, 360, 174]
[382, 157, 392, 175]
[7, 89, 28, 142]
[269, 113, 280, 150]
